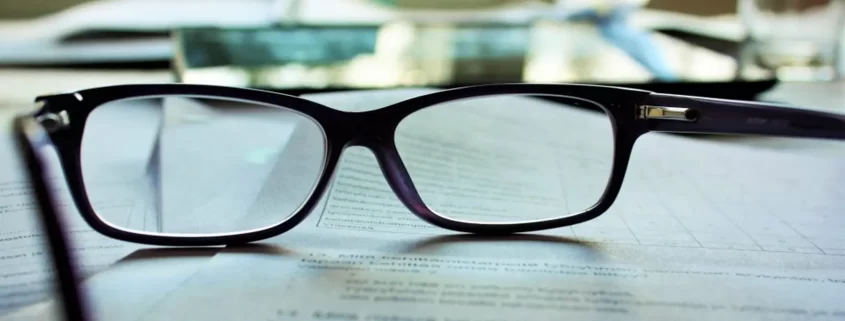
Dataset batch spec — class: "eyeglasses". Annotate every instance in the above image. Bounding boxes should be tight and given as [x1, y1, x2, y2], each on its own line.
[14, 83, 845, 246]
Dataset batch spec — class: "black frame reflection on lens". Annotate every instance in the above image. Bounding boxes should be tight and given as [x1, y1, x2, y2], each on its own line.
[17, 83, 845, 246]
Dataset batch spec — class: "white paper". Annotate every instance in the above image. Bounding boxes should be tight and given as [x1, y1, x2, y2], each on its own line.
[0, 248, 219, 321]
[138, 247, 845, 321]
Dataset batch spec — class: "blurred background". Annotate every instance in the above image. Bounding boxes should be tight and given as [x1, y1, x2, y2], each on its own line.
[0, 0, 842, 94]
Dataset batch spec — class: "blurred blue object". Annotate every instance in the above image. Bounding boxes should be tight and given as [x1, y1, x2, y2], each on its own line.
[567, 5, 679, 81]
[374, 0, 679, 81]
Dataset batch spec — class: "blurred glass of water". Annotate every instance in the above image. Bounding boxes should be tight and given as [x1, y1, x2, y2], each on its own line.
[739, 0, 845, 80]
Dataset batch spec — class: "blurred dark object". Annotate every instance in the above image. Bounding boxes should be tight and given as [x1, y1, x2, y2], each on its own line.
[655, 29, 741, 60]
[647, 0, 737, 16]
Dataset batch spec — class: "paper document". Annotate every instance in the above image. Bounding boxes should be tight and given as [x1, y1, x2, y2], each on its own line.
[138, 246, 845, 321]
[0, 248, 218, 321]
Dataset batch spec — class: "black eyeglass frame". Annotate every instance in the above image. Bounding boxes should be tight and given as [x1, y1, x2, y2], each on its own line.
[18, 83, 845, 247]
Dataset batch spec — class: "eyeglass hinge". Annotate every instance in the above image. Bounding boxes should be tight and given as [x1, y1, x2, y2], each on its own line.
[637, 105, 698, 122]
[35, 108, 70, 133]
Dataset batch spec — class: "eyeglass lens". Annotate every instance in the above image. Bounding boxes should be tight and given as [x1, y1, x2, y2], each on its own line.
[80, 96, 327, 235]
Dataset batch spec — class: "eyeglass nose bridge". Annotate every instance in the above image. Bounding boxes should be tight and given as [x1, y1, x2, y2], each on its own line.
[327, 109, 396, 148]
[320, 109, 437, 220]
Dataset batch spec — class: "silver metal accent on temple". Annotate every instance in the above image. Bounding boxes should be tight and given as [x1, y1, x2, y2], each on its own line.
[36, 110, 70, 133]
[637, 105, 697, 122]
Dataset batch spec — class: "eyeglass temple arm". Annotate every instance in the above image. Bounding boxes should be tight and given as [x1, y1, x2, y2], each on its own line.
[13, 115, 89, 321]
[644, 93, 845, 140]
